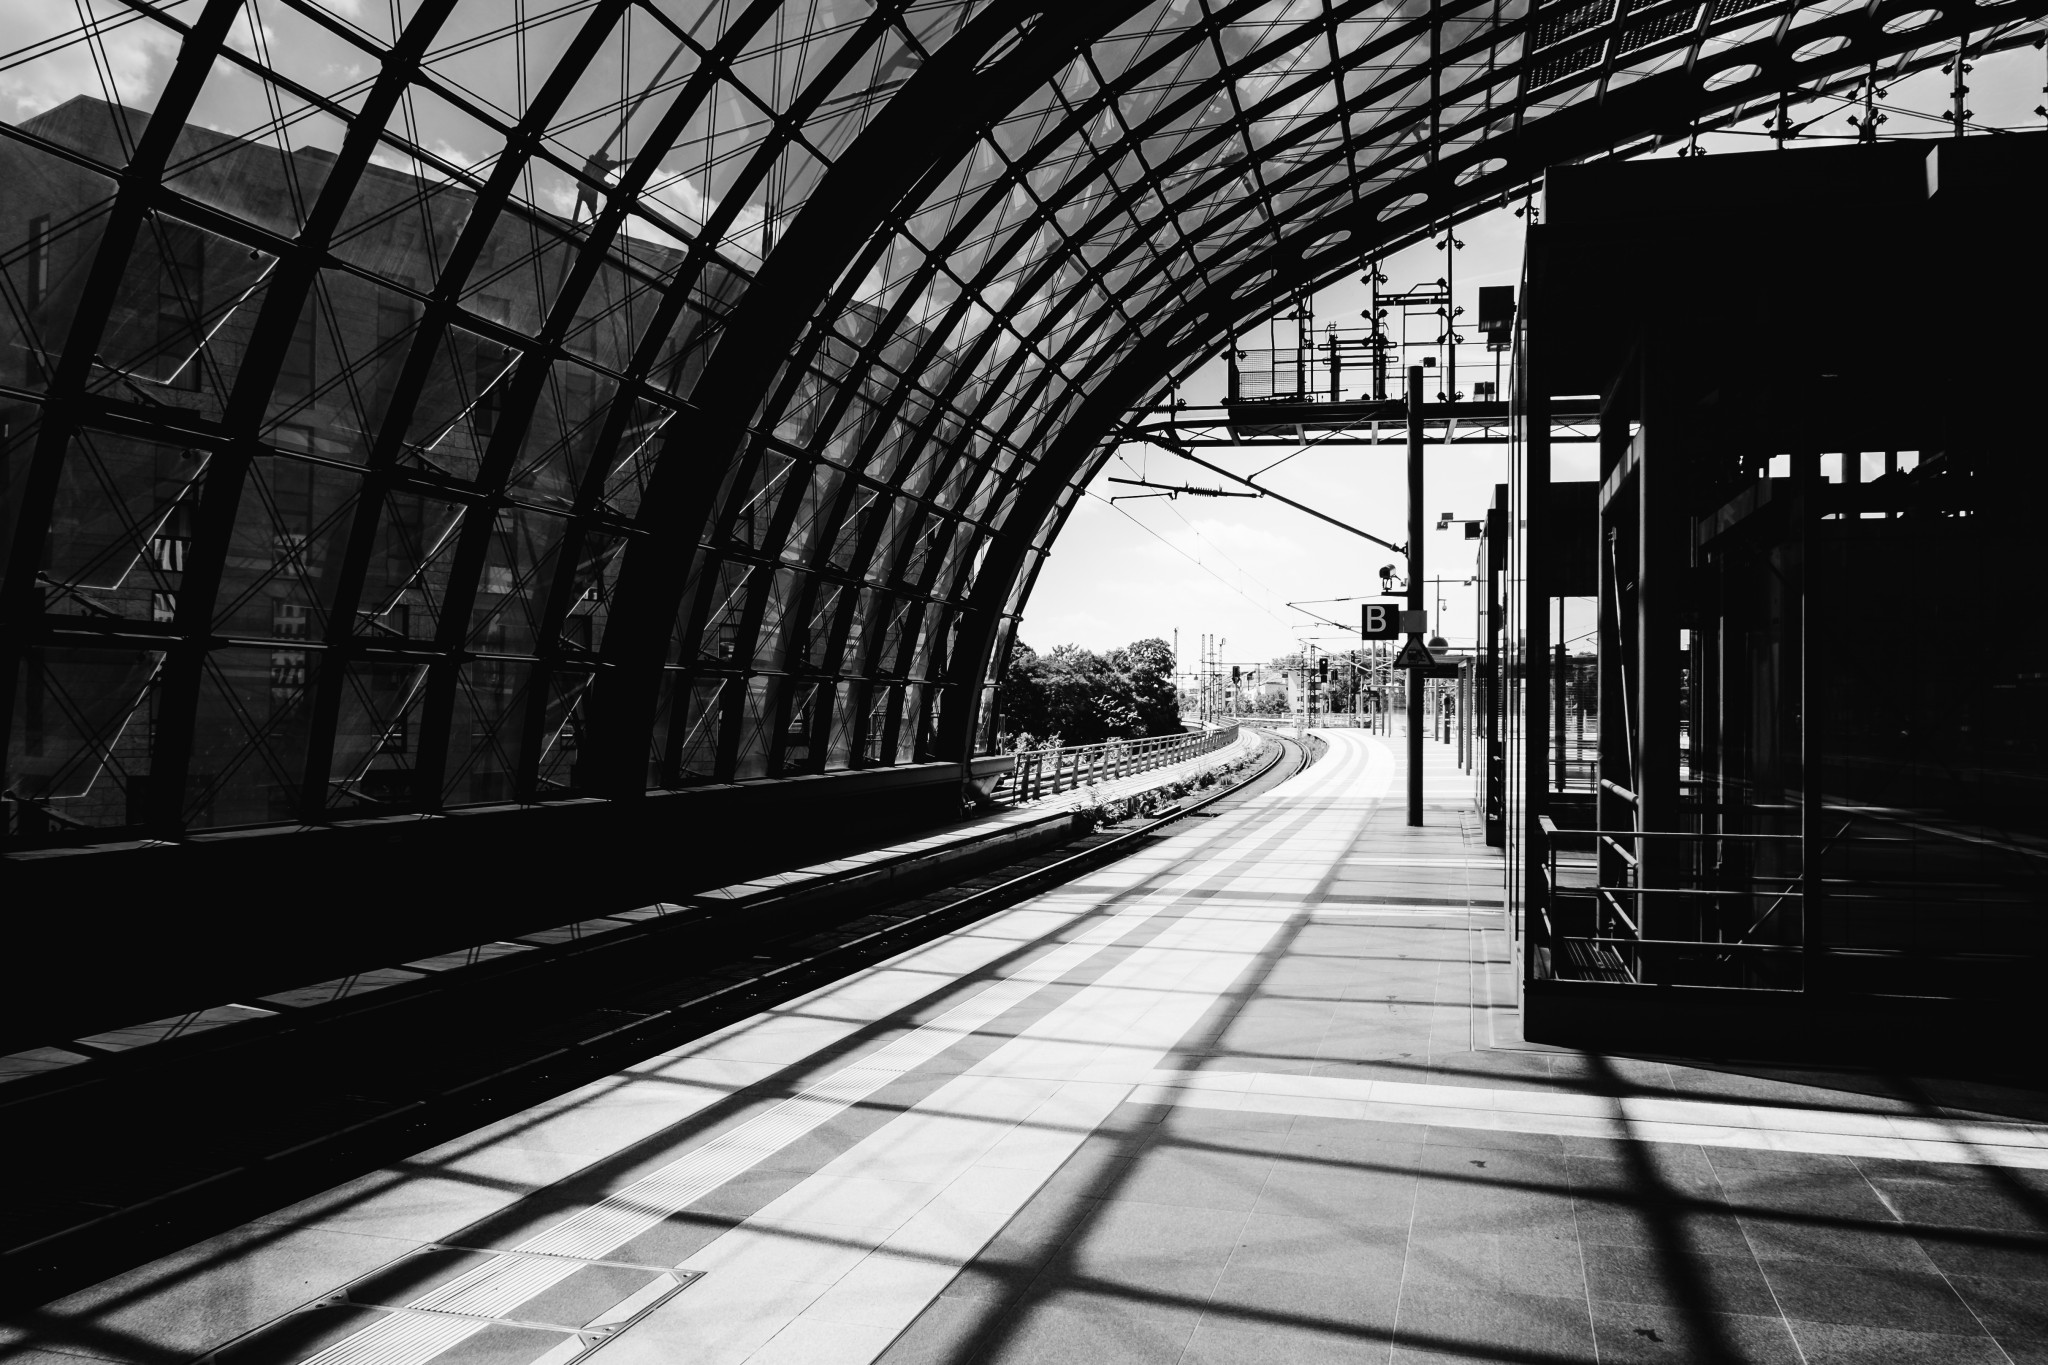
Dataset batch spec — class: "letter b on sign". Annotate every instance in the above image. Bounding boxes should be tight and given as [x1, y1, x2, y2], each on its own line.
[1361, 603, 1399, 639]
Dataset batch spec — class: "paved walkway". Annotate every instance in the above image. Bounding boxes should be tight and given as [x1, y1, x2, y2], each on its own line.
[8, 731, 2048, 1365]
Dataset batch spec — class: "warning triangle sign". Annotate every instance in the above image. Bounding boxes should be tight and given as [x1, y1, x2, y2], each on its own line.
[1392, 639, 1436, 669]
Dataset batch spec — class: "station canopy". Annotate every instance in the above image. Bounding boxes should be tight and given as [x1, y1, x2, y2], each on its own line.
[3, 0, 2040, 839]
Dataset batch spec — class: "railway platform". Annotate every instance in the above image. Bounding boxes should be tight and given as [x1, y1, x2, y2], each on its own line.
[6, 732, 2046, 1365]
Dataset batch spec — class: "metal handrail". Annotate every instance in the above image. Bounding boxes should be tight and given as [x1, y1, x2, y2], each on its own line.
[1575, 937, 1803, 952]
[1598, 833, 1639, 868]
[1589, 885, 1801, 899]
[1004, 725, 1241, 804]
[1534, 810, 1816, 984]
[1596, 887, 1641, 936]
[1556, 827, 1812, 842]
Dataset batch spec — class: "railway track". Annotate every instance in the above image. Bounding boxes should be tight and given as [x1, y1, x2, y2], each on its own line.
[1, 732, 1311, 1311]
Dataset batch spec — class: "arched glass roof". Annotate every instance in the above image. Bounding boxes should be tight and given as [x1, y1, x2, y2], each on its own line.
[3, 0, 2041, 841]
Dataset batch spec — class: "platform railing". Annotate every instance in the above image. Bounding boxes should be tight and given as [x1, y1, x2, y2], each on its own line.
[1004, 726, 1240, 804]
[1534, 783, 2048, 1001]
[1534, 815, 1813, 989]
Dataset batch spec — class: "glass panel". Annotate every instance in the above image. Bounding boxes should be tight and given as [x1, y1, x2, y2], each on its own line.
[828, 487, 880, 573]
[781, 460, 844, 565]
[895, 682, 922, 763]
[183, 644, 310, 829]
[803, 581, 845, 672]
[732, 674, 775, 779]
[725, 450, 795, 548]
[561, 529, 624, 656]
[0, 146, 116, 393]
[671, 676, 726, 783]
[699, 560, 753, 663]
[909, 604, 943, 680]
[753, 567, 801, 671]
[168, 51, 360, 239]
[466, 507, 569, 657]
[450, 656, 537, 805]
[824, 680, 856, 770]
[91, 214, 275, 423]
[330, 656, 429, 810]
[863, 682, 897, 765]
[0, 412, 45, 590]
[262, 272, 427, 465]
[43, 431, 207, 625]
[780, 678, 822, 772]
[2, 5, 184, 168]
[877, 597, 917, 674]
[402, 322, 520, 483]
[602, 398, 675, 519]
[843, 585, 879, 673]
[6, 645, 162, 836]
[326, 79, 498, 288]
[537, 5, 697, 221]
[358, 490, 465, 644]
[210, 451, 358, 638]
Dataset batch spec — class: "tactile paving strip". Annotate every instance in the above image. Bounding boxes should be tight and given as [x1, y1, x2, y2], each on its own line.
[204, 1248, 699, 1365]
[214, 874, 1208, 1365]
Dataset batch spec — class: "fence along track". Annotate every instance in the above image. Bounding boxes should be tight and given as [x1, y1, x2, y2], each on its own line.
[1005, 725, 1242, 803]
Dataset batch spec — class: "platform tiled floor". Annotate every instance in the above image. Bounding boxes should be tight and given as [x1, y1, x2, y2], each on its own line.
[7, 730, 2047, 1365]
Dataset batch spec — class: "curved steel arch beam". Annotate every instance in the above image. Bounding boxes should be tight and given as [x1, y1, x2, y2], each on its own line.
[705, 4, 1317, 715]
[431, 0, 908, 800]
[715, 0, 1409, 572]
[997, 0, 2034, 405]
[297, 0, 631, 814]
[752, 0, 1511, 563]
[561, 7, 1081, 789]
[696, 0, 1340, 626]
[505, 0, 862, 792]
[0, 0, 245, 826]
[935, 0, 2048, 757]
[985, 0, 2048, 472]
[8, 0, 2042, 840]
[589, 2, 1149, 794]
[143, 1, 463, 833]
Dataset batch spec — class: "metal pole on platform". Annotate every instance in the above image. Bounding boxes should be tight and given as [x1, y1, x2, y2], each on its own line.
[1555, 602, 1567, 791]
[1407, 364, 1425, 826]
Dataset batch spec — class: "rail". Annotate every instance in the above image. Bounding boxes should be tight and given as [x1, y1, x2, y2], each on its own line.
[1003, 725, 1241, 804]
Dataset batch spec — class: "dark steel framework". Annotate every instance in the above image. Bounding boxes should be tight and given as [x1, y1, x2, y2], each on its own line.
[4, 0, 2044, 845]
[1506, 132, 2048, 1052]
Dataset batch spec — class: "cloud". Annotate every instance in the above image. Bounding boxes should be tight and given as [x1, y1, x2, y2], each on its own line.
[223, 13, 281, 62]
[0, 9, 180, 123]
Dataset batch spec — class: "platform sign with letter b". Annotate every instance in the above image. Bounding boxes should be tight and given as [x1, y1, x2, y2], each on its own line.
[1360, 603, 1426, 639]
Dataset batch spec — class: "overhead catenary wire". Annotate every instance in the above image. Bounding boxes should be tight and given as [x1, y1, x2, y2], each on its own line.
[1108, 448, 1295, 603]
[1086, 490, 1294, 629]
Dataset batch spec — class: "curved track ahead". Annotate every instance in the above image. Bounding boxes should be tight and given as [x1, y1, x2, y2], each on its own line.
[1, 734, 1311, 1310]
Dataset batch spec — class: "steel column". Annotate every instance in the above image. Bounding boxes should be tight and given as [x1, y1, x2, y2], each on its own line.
[1407, 363, 1424, 827]
[1521, 259, 1552, 986]
[1637, 340, 1683, 951]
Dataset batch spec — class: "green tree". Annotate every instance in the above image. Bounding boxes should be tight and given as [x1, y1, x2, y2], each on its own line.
[1109, 637, 1180, 737]
[996, 641, 1049, 747]
[1040, 644, 1131, 744]
[997, 636, 1186, 747]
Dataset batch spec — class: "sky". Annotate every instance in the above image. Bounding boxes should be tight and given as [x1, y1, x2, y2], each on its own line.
[1018, 43, 2048, 676]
